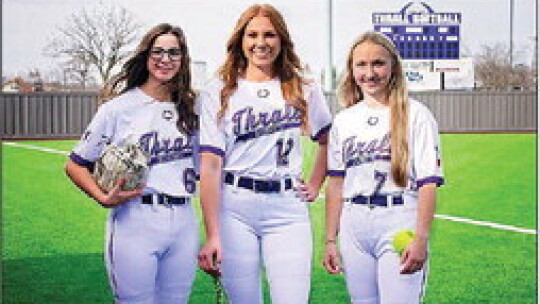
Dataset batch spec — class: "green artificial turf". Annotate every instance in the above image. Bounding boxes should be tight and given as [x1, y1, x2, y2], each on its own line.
[1, 133, 536, 303]
[436, 134, 536, 229]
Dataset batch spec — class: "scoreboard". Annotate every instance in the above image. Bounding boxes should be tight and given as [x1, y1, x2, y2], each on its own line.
[373, 2, 461, 60]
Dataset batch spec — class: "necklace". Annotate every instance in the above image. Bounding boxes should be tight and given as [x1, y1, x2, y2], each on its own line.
[367, 116, 379, 126]
[257, 88, 270, 98]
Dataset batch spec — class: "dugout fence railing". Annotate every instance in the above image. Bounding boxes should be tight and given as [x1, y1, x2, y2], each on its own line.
[0, 90, 536, 139]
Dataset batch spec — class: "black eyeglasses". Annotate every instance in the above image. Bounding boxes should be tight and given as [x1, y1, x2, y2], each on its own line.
[149, 47, 182, 61]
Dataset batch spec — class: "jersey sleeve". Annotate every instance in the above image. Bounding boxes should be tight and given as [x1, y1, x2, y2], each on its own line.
[306, 83, 332, 141]
[327, 122, 345, 177]
[412, 105, 444, 188]
[198, 89, 226, 158]
[69, 103, 115, 170]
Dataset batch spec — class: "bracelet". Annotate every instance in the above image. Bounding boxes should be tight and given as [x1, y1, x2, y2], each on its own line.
[325, 239, 337, 244]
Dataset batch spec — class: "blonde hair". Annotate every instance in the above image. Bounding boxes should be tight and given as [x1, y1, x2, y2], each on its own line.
[338, 31, 409, 187]
[217, 4, 307, 125]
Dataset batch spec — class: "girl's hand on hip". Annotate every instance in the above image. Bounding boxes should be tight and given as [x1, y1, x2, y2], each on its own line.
[295, 179, 320, 202]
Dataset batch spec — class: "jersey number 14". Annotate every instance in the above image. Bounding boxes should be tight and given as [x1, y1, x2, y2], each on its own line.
[276, 138, 294, 167]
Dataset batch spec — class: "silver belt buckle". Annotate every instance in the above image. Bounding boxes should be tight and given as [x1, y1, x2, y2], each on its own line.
[162, 194, 172, 207]
[231, 174, 239, 187]
[366, 196, 375, 210]
[387, 195, 393, 207]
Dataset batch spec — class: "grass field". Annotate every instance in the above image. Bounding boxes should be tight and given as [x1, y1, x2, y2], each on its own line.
[1, 134, 537, 304]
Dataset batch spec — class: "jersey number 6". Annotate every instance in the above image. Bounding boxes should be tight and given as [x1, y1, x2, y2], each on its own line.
[183, 168, 197, 194]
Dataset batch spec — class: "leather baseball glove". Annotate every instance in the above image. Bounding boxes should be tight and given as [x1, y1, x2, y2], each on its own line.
[93, 141, 149, 192]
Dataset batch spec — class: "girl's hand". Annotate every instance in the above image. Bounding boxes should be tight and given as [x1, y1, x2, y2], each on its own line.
[323, 241, 342, 274]
[198, 237, 222, 277]
[100, 178, 143, 207]
[399, 236, 428, 274]
[295, 179, 320, 202]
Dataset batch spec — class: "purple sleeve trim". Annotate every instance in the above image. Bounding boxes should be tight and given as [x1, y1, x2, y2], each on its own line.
[327, 170, 345, 177]
[199, 145, 225, 158]
[417, 176, 444, 188]
[69, 152, 95, 171]
[311, 123, 332, 142]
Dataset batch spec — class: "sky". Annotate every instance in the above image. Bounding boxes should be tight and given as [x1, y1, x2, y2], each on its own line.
[2, 0, 537, 82]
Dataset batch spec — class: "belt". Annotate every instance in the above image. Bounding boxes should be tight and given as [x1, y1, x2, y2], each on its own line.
[347, 194, 404, 207]
[224, 172, 293, 193]
[141, 193, 189, 205]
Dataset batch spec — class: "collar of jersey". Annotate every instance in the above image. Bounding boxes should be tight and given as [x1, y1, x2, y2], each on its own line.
[358, 101, 389, 112]
[135, 87, 173, 105]
[238, 77, 280, 86]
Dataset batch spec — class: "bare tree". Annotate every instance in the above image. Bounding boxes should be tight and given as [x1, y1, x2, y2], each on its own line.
[63, 53, 94, 90]
[45, 4, 142, 85]
[474, 43, 535, 90]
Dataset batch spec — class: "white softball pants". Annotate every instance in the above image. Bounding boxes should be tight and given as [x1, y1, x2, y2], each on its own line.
[339, 203, 428, 304]
[105, 199, 199, 304]
[220, 185, 313, 304]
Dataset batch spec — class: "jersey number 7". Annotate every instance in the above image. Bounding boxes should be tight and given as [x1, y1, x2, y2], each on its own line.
[374, 170, 388, 196]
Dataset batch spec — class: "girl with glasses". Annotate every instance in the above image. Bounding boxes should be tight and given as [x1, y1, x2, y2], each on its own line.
[65, 23, 199, 304]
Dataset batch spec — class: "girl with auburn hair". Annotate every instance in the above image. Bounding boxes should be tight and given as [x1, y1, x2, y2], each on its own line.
[198, 4, 332, 304]
[65, 23, 199, 304]
[323, 31, 444, 304]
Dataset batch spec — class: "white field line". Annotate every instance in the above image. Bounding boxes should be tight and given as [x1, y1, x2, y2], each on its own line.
[4, 142, 538, 235]
[434, 214, 537, 235]
[315, 196, 536, 235]
[3, 141, 69, 155]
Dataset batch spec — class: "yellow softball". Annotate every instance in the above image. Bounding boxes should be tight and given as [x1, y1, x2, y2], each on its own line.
[392, 229, 416, 255]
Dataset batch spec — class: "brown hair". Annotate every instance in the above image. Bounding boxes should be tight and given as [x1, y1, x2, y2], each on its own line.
[218, 4, 306, 125]
[338, 31, 409, 187]
[100, 23, 198, 135]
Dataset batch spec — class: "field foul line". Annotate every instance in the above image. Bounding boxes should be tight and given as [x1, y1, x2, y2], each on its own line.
[312, 197, 536, 235]
[3, 141, 69, 155]
[434, 214, 536, 235]
[5, 142, 537, 235]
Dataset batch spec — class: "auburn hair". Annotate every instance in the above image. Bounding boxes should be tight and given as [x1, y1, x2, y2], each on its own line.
[338, 31, 409, 187]
[217, 4, 307, 125]
[99, 23, 198, 135]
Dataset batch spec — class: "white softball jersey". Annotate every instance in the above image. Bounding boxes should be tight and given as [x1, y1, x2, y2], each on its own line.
[70, 88, 200, 304]
[199, 78, 332, 179]
[328, 99, 444, 201]
[70, 88, 198, 197]
[199, 78, 331, 304]
[329, 99, 443, 304]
